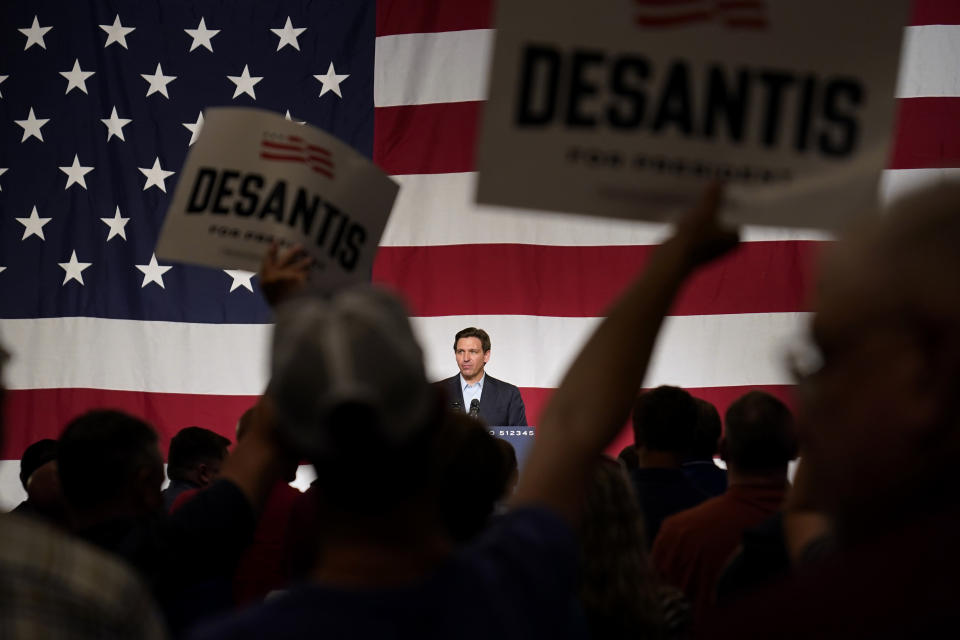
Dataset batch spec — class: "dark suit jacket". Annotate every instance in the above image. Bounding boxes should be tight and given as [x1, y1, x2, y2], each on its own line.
[441, 373, 527, 426]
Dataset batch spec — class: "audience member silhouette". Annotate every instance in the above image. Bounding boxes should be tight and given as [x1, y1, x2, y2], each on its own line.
[653, 391, 796, 624]
[11, 438, 67, 526]
[164, 427, 231, 512]
[0, 343, 167, 638]
[171, 408, 301, 605]
[579, 457, 690, 639]
[58, 406, 290, 634]
[630, 386, 709, 545]
[681, 398, 727, 497]
[705, 183, 960, 636]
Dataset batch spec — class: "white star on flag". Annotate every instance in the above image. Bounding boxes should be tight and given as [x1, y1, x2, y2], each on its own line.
[284, 109, 306, 125]
[16, 206, 52, 241]
[101, 107, 132, 142]
[141, 63, 176, 98]
[59, 155, 94, 190]
[139, 157, 174, 192]
[227, 65, 263, 100]
[183, 111, 204, 146]
[15, 108, 49, 142]
[314, 62, 349, 98]
[185, 18, 220, 52]
[271, 17, 306, 51]
[0, 75, 7, 98]
[59, 251, 92, 286]
[101, 206, 130, 241]
[19, 16, 52, 50]
[100, 15, 135, 49]
[224, 270, 255, 293]
[60, 59, 95, 95]
[135, 254, 172, 289]
[0, 168, 7, 191]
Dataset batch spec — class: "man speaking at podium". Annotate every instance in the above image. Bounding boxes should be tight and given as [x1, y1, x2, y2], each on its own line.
[442, 327, 527, 426]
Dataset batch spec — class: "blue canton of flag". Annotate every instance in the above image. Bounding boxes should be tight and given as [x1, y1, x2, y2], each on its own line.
[0, 0, 375, 323]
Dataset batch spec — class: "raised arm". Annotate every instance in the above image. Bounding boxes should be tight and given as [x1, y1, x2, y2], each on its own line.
[511, 185, 739, 522]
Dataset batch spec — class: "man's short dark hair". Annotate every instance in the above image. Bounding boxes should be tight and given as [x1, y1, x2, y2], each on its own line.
[167, 426, 231, 483]
[689, 398, 722, 460]
[632, 386, 698, 453]
[453, 327, 491, 353]
[58, 410, 159, 510]
[20, 438, 58, 489]
[724, 391, 797, 473]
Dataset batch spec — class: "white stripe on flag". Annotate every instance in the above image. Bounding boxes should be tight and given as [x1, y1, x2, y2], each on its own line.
[0, 312, 807, 393]
[897, 25, 960, 98]
[383, 172, 835, 247]
[374, 30, 493, 106]
[375, 26, 960, 107]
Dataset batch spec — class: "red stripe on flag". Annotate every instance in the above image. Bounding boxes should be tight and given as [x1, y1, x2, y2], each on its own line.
[4, 384, 794, 458]
[889, 97, 960, 169]
[376, 0, 494, 36]
[3, 388, 257, 458]
[374, 241, 822, 317]
[375, 98, 958, 175]
[374, 102, 482, 175]
[911, 0, 960, 25]
[311, 166, 335, 179]
[306, 145, 331, 155]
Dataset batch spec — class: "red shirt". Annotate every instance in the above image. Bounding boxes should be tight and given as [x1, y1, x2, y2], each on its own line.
[652, 481, 787, 624]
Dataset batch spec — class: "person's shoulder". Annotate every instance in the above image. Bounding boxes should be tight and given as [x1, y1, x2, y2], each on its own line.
[0, 513, 165, 638]
[462, 507, 576, 570]
[659, 493, 726, 532]
[483, 375, 521, 393]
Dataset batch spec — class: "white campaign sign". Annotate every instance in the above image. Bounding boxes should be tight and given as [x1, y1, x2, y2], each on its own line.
[157, 107, 399, 288]
[477, 0, 909, 229]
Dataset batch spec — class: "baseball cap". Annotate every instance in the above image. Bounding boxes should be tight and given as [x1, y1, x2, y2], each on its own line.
[269, 286, 436, 459]
[20, 439, 58, 489]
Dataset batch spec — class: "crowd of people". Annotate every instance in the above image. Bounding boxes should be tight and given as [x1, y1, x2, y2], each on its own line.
[2, 180, 960, 637]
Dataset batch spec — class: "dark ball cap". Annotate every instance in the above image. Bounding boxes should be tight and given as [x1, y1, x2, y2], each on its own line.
[20, 439, 58, 489]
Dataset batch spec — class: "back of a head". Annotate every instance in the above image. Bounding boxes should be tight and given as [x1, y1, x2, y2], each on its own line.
[723, 391, 797, 474]
[58, 410, 161, 512]
[271, 287, 440, 515]
[689, 398, 722, 461]
[579, 458, 665, 638]
[167, 426, 231, 482]
[617, 445, 639, 471]
[435, 412, 512, 541]
[803, 183, 960, 522]
[20, 438, 58, 490]
[632, 386, 698, 454]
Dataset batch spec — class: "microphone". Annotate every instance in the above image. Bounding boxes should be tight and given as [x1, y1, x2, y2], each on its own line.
[469, 399, 480, 418]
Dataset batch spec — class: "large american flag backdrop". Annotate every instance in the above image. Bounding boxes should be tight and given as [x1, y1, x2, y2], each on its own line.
[0, 0, 958, 498]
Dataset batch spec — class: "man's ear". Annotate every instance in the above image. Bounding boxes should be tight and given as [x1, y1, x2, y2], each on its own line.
[197, 462, 211, 485]
[483, 350, 491, 364]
